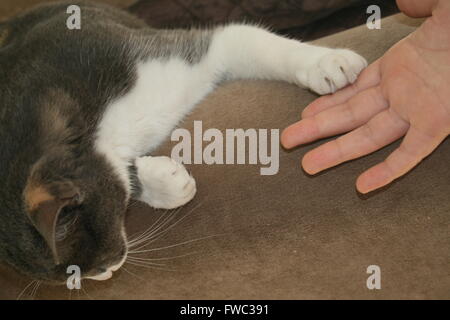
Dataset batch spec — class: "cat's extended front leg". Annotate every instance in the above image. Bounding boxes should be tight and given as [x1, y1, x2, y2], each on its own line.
[208, 25, 367, 95]
[135, 156, 196, 209]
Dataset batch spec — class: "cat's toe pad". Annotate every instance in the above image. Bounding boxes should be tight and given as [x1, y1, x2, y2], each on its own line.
[300, 49, 367, 95]
[135, 156, 196, 209]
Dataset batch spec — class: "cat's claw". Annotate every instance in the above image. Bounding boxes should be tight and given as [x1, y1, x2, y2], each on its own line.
[298, 49, 367, 95]
[135, 156, 196, 209]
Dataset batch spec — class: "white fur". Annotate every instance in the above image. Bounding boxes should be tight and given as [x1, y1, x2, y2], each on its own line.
[86, 253, 126, 281]
[95, 24, 367, 207]
[136, 156, 196, 209]
[94, 58, 216, 199]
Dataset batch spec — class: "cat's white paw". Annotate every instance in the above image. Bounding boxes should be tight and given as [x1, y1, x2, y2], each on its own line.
[298, 49, 367, 95]
[135, 156, 196, 209]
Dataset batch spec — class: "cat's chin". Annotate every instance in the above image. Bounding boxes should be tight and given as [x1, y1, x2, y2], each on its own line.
[84, 253, 127, 281]
[85, 270, 114, 281]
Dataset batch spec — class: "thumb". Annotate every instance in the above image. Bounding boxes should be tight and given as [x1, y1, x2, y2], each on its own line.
[396, 0, 439, 18]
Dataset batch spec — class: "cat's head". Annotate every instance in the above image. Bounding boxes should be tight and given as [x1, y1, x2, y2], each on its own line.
[2, 147, 129, 284]
[0, 1, 136, 283]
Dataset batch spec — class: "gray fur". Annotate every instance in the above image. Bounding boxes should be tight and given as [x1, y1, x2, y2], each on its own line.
[0, 0, 214, 282]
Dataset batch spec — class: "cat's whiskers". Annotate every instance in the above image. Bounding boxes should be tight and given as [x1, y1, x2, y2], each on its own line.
[121, 265, 146, 281]
[128, 196, 208, 248]
[129, 200, 205, 252]
[127, 251, 197, 261]
[129, 234, 221, 255]
[125, 257, 167, 267]
[124, 260, 177, 272]
[128, 211, 179, 249]
[80, 281, 94, 300]
[31, 280, 42, 300]
[127, 208, 177, 245]
[127, 208, 179, 248]
[16, 279, 38, 300]
[122, 199, 224, 275]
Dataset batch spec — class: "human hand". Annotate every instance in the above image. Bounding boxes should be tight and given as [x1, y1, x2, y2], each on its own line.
[281, 0, 450, 194]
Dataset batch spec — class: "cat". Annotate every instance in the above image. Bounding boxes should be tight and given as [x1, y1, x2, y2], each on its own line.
[0, 0, 367, 283]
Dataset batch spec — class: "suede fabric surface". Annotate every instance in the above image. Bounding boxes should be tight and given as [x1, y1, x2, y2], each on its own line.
[129, 0, 399, 42]
[0, 14, 449, 299]
[129, 0, 372, 30]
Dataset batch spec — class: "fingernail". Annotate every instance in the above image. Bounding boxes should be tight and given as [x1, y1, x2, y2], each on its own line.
[301, 157, 320, 175]
[280, 129, 294, 149]
[356, 179, 375, 194]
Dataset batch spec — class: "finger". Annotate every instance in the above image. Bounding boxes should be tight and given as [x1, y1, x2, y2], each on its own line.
[281, 86, 388, 149]
[302, 109, 409, 175]
[396, 0, 438, 18]
[356, 126, 447, 193]
[302, 59, 381, 118]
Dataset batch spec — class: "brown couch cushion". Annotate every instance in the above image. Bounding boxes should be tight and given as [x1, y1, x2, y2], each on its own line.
[1, 14, 448, 300]
[130, 0, 378, 30]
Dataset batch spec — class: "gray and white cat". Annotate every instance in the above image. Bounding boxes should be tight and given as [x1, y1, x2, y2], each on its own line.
[0, 1, 366, 283]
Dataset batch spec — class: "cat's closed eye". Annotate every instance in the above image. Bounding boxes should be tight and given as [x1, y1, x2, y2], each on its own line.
[0, 25, 10, 47]
[55, 205, 80, 242]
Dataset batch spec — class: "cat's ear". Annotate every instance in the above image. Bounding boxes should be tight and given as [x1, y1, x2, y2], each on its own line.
[23, 180, 83, 265]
